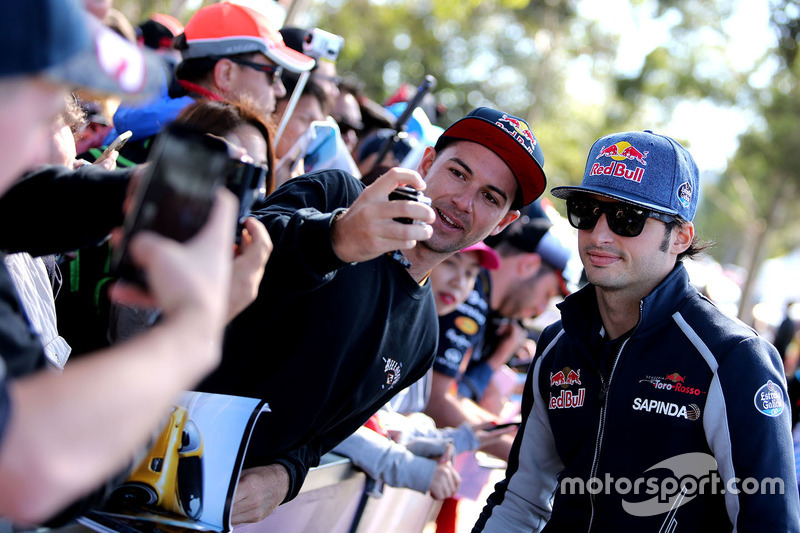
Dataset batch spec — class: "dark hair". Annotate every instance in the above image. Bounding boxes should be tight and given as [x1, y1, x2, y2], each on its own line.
[660, 219, 713, 261]
[432, 136, 524, 210]
[174, 45, 263, 85]
[175, 98, 276, 195]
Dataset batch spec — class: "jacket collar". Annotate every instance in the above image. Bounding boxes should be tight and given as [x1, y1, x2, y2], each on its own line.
[558, 262, 695, 341]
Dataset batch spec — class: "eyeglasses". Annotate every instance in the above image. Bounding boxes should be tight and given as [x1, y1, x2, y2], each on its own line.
[566, 195, 676, 237]
[217, 57, 283, 85]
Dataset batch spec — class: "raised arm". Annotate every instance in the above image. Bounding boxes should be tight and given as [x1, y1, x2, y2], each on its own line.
[0, 191, 238, 523]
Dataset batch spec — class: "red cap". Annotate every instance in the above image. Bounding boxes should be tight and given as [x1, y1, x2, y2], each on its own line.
[460, 241, 501, 270]
[182, 2, 314, 73]
[436, 107, 546, 209]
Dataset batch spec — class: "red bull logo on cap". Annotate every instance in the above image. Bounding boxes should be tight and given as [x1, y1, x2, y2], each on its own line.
[590, 141, 649, 184]
[496, 114, 536, 157]
[596, 141, 648, 165]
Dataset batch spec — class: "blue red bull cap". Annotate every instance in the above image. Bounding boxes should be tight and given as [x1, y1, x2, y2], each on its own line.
[551, 130, 699, 222]
[435, 107, 546, 209]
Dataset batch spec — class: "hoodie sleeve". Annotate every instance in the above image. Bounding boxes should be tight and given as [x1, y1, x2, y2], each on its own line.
[253, 170, 364, 293]
[0, 165, 131, 255]
[332, 426, 437, 494]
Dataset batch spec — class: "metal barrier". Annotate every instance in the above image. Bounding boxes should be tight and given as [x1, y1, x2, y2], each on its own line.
[234, 453, 440, 533]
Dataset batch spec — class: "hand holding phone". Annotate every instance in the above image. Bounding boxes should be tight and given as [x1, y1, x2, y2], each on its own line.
[111, 124, 231, 287]
[95, 130, 132, 164]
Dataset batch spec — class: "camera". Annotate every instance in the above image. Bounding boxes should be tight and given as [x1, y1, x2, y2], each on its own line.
[111, 124, 268, 287]
[302, 28, 344, 63]
[389, 186, 431, 225]
[225, 160, 267, 240]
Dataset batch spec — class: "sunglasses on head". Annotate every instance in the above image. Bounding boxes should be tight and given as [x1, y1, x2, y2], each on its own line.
[566, 195, 676, 237]
[217, 56, 283, 85]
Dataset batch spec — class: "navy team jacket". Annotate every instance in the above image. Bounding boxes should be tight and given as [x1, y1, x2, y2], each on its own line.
[475, 263, 800, 532]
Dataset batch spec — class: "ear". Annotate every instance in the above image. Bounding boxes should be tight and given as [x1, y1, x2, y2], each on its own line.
[488, 209, 520, 236]
[517, 252, 542, 278]
[417, 145, 436, 178]
[671, 221, 694, 255]
[212, 58, 236, 94]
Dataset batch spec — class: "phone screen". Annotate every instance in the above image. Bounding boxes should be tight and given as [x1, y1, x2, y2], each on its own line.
[111, 124, 231, 286]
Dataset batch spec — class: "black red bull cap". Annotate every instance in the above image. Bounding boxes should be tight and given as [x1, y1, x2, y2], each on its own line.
[435, 107, 546, 209]
[551, 130, 700, 222]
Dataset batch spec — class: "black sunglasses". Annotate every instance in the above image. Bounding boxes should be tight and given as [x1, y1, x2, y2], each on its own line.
[566, 195, 676, 237]
[216, 57, 283, 85]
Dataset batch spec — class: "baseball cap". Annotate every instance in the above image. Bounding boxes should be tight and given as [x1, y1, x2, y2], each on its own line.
[488, 217, 572, 296]
[137, 14, 185, 50]
[460, 241, 501, 270]
[1, 0, 163, 97]
[551, 130, 700, 222]
[181, 1, 315, 73]
[435, 107, 546, 209]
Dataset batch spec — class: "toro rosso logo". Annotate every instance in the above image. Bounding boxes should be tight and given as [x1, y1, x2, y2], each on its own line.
[496, 115, 536, 156]
[591, 141, 649, 184]
[639, 372, 706, 396]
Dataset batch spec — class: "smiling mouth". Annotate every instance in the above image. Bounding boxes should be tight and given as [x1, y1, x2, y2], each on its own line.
[437, 208, 462, 229]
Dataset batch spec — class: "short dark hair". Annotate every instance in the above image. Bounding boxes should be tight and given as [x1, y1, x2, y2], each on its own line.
[660, 219, 713, 261]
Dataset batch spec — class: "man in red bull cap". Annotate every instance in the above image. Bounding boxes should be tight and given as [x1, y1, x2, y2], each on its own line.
[474, 131, 799, 531]
[0, 0, 266, 523]
[196, 107, 549, 522]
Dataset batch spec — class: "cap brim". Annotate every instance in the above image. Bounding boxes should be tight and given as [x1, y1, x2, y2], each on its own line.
[460, 242, 501, 270]
[264, 42, 315, 73]
[476, 250, 500, 270]
[44, 15, 164, 99]
[441, 118, 546, 207]
[550, 184, 680, 217]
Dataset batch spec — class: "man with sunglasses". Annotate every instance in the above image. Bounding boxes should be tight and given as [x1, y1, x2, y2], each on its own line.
[104, 1, 315, 166]
[474, 131, 800, 531]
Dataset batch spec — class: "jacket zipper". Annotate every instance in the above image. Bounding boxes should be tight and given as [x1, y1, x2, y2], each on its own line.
[587, 303, 641, 531]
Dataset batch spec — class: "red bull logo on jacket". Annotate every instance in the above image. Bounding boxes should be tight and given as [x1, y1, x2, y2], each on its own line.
[591, 141, 649, 183]
[550, 367, 582, 388]
[550, 389, 586, 409]
[496, 114, 537, 157]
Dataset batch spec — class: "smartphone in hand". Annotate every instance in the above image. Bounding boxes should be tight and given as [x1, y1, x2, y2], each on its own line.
[94, 130, 133, 164]
[110, 124, 231, 287]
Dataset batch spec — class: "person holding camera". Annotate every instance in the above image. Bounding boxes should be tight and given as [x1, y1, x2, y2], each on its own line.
[195, 107, 548, 523]
[0, 0, 258, 524]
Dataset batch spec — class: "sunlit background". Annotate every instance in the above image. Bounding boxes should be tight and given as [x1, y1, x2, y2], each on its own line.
[120, 0, 800, 339]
